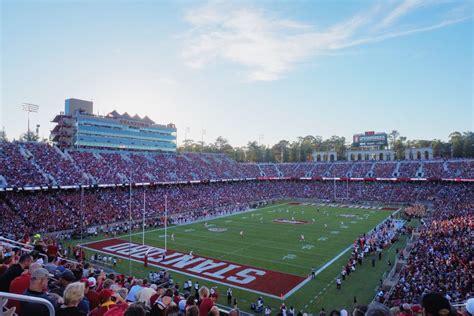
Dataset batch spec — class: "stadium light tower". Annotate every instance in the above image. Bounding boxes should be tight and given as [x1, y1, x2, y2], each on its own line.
[21, 103, 39, 138]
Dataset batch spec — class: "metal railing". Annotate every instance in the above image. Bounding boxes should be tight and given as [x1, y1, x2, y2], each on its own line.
[0, 291, 55, 316]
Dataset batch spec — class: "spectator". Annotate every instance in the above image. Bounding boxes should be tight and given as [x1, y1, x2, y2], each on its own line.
[52, 269, 76, 296]
[0, 253, 32, 292]
[89, 289, 116, 316]
[57, 282, 86, 316]
[124, 303, 147, 316]
[21, 268, 59, 316]
[421, 293, 452, 316]
[8, 262, 42, 312]
[198, 286, 214, 316]
[127, 279, 144, 302]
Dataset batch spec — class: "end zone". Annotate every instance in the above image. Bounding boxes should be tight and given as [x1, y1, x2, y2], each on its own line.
[80, 238, 307, 300]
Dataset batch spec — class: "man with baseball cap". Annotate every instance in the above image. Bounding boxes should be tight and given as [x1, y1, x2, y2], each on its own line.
[8, 262, 42, 313]
[89, 289, 117, 316]
[21, 268, 59, 316]
[85, 276, 100, 310]
[51, 269, 76, 296]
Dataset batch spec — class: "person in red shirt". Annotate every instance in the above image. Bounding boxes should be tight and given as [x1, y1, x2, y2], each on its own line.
[46, 241, 58, 260]
[89, 289, 116, 316]
[198, 286, 214, 316]
[86, 277, 100, 310]
[8, 262, 42, 312]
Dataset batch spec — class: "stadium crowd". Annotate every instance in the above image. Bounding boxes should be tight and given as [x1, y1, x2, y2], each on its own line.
[1, 142, 473, 316]
[1, 180, 473, 239]
[1, 142, 474, 188]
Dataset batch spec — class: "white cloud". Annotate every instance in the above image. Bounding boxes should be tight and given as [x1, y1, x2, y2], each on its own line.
[381, 0, 426, 28]
[180, 1, 471, 81]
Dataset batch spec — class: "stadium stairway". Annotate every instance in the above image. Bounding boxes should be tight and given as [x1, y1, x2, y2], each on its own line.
[367, 161, 376, 177]
[0, 175, 6, 188]
[273, 163, 283, 177]
[19, 144, 56, 185]
[256, 164, 264, 177]
[393, 161, 401, 177]
[442, 160, 449, 173]
[416, 163, 423, 178]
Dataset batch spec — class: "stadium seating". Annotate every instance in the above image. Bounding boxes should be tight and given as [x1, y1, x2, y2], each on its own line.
[0, 142, 473, 316]
[1, 142, 474, 188]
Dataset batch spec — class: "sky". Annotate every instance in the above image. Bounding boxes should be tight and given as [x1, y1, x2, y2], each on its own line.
[1, 0, 473, 147]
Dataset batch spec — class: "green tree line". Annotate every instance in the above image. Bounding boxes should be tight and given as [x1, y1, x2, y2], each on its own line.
[1, 129, 472, 162]
[179, 131, 474, 162]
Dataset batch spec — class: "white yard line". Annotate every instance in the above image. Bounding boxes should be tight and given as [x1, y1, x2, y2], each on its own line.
[82, 205, 401, 302]
[303, 209, 401, 307]
[81, 202, 289, 245]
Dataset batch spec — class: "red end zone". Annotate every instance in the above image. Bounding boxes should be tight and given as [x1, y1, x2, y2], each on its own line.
[81, 238, 307, 299]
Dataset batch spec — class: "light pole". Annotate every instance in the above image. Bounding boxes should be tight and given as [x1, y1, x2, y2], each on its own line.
[21, 103, 39, 140]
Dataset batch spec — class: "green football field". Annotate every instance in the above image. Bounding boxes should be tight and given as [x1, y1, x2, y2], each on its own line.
[76, 202, 409, 313]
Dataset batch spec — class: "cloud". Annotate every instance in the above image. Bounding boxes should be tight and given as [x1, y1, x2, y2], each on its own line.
[180, 1, 471, 81]
[381, 0, 427, 28]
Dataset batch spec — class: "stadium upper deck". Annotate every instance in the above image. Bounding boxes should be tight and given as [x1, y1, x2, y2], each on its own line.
[0, 142, 473, 189]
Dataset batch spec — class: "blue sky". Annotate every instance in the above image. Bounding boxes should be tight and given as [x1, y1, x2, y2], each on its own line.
[1, 0, 472, 146]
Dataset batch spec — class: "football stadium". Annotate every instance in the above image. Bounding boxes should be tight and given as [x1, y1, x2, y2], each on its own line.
[1, 1, 473, 316]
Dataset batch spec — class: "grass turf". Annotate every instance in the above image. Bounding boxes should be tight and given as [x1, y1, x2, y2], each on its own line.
[73, 202, 411, 313]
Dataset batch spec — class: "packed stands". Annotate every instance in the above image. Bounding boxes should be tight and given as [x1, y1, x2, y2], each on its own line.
[350, 162, 373, 178]
[398, 162, 420, 178]
[1, 142, 474, 188]
[1, 142, 473, 316]
[372, 162, 397, 178]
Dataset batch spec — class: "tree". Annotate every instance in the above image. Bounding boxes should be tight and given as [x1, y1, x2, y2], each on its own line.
[431, 140, 451, 159]
[20, 131, 39, 142]
[213, 136, 233, 155]
[393, 136, 407, 160]
[462, 131, 474, 158]
[271, 140, 290, 162]
[388, 130, 399, 149]
[0, 129, 7, 142]
[232, 147, 246, 162]
[449, 132, 463, 158]
[246, 141, 265, 162]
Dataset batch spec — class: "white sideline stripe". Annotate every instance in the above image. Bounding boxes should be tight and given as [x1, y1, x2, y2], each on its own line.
[84, 202, 289, 244]
[82, 204, 401, 302]
[303, 208, 401, 307]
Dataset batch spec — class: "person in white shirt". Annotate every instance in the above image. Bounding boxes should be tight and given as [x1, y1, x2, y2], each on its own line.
[265, 306, 271, 316]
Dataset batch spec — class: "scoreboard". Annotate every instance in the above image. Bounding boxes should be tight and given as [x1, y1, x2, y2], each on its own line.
[353, 131, 388, 147]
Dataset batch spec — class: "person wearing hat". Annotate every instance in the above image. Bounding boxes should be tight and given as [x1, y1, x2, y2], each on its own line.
[21, 268, 59, 316]
[89, 289, 117, 316]
[421, 293, 452, 316]
[51, 269, 76, 296]
[86, 276, 101, 310]
[8, 262, 42, 313]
